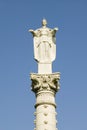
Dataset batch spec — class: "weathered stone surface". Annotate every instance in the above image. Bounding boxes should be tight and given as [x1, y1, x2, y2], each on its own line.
[30, 73, 60, 93]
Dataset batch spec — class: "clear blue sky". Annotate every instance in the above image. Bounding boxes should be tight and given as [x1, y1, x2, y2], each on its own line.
[0, 0, 87, 130]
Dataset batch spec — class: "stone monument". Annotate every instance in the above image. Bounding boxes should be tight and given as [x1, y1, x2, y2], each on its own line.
[29, 19, 58, 74]
[29, 19, 60, 130]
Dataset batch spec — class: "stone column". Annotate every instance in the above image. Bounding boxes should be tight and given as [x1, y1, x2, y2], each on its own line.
[29, 19, 60, 130]
[30, 73, 60, 130]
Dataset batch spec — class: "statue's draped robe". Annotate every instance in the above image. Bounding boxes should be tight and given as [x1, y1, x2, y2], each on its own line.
[33, 28, 56, 63]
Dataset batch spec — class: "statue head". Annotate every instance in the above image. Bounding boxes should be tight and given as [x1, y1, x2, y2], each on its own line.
[42, 19, 47, 27]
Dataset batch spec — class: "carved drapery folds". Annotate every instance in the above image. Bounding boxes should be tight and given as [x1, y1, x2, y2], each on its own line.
[30, 73, 60, 94]
[29, 19, 58, 63]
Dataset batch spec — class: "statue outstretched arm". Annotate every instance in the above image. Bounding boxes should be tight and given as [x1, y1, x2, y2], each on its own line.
[50, 27, 58, 37]
[54, 27, 58, 32]
[29, 29, 36, 37]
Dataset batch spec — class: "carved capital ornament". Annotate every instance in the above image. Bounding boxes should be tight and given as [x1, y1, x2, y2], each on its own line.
[30, 73, 60, 94]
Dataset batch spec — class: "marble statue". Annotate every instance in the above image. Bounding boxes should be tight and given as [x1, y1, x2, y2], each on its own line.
[29, 19, 58, 63]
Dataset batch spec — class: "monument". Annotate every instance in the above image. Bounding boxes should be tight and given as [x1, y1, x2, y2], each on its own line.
[29, 19, 60, 130]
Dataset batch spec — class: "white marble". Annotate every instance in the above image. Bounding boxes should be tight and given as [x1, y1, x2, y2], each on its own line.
[29, 19, 58, 74]
[29, 20, 60, 130]
[30, 73, 60, 130]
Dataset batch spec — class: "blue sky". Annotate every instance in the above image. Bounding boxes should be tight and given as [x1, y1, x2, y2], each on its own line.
[0, 0, 87, 130]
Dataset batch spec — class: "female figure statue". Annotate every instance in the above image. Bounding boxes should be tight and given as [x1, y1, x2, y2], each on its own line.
[29, 19, 58, 63]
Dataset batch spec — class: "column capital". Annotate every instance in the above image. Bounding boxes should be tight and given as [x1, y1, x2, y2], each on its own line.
[30, 73, 60, 94]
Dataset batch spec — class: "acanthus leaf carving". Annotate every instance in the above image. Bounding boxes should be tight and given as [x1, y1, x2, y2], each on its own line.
[30, 73, 60, 93]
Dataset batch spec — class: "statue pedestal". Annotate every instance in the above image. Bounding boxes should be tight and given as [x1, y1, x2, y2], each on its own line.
[38, 63, 52, 74]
